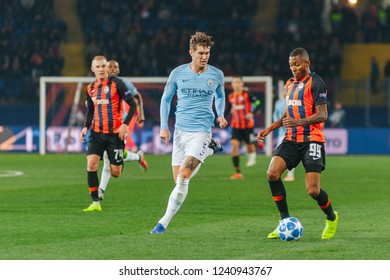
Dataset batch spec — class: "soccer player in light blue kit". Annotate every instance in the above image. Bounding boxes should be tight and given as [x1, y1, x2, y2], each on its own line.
[273, 93, 295, 181]
[151, 32, 228, 234]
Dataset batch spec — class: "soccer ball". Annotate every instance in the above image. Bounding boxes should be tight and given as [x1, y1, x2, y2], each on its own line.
[278, 217, 304, 241]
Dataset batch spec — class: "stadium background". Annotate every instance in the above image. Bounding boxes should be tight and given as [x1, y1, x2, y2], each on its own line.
[1, 0, 390, 154]
[0, 0, 390, 264]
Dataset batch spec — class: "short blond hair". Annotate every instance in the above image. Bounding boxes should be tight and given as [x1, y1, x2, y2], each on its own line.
[189, 31, 214, 51]
[91, 55, 107, 66]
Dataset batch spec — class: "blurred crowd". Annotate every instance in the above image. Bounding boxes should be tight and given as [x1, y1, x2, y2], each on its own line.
[78, 0, 258, 77]
[0, 0, 67, 103]
[331, 2, 390, 43]
[2, 0, 390, 105]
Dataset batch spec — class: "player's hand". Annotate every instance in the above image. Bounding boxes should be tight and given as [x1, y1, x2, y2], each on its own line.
[246, 112, 254, 120]
[257, 129, 270, 142]
[80, 127, 88, 142]
[160, 128, 170, 146]
[217, 116, 228, 128]
[136, 113, 145, 127]
[118, 124, 128, 141]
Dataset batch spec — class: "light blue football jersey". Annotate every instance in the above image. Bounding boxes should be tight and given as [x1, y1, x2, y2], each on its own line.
[160, 63, 225, 132]
[122, 79, 138, 121]
[273, 98, 287, 135]
[123, 80, 137, 97]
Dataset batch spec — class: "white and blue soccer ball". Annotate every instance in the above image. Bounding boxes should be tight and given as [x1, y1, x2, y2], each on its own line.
[278, 217, 304, 241]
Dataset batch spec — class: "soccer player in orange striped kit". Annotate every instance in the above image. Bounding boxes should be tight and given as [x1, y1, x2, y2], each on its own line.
[226, 75, 261, 179]
[258, 48, 339, 240]
[80, 55, 136, 212]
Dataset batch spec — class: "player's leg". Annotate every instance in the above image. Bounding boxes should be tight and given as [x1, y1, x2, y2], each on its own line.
[83, 154, 102, 211]
[246, 143, 257, 167]
[245, 129, 257, 167]
[106, 133, 126, 178]
[152, 157, 199, 233]
[98, 151, 111, 200]
[230, 128, 243, 179]
[190, 138, 223, 179]
[230, 139, 242, 179]
[305, 172, 339, 239]
[284, 168, 295, 181]
[151, 131, 207, 234]
[276, 132, 295, 181]
[303, 143, 339, 239]
[83, 131, 104, 212]
[266, 141, 299, 238]
[123, 150, 148, 172]
[208, 138, 224, 154]
[151, 129, 184, 234]
[267, 155, 290, 219]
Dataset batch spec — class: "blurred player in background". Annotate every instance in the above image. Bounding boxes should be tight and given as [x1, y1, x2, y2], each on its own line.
[98, 60, 148, 200]
[151, 31, 227, 234]
[80, 55, 137, 212]
[273, 93, 295, 181]
[226, 75, 261, 179]
[258, 48, 339, 240]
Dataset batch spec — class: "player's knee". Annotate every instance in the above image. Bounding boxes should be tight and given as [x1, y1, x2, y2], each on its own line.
[267, 168, 280, 181]
[110, 168, 121, 178]
[177, 172, 191, 180]
[307, 186, 320, 197]
[87, 162, 99, 172]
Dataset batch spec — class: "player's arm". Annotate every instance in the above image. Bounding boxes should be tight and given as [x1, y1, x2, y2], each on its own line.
[160, 71, 177, 145]
[134, 92, 145, 125]
[283, 104, 327, 127]
[125, 80, 145, 125]
[215, 71, 228, 128]
[257, 113, 285, 142]
[117, 78, 137, 140]
[80, 93, 94, 142]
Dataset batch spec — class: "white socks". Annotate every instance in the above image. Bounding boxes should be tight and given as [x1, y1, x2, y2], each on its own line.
[99, 152, 111, 192]
[246, 152, 257, 167]
[99, 151, 142, 193]
[124, 152, 140, 162]
[248, 152, 256, 162]
[158, 177, 189, 228]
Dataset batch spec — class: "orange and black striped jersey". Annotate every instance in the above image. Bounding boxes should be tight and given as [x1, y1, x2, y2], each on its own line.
[284, 72, 327, 143]
[84, 77, 136, 134]
[226, 91, 260, 129]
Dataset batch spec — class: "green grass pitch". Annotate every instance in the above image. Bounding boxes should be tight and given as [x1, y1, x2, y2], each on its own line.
[0, 153, 389, 260]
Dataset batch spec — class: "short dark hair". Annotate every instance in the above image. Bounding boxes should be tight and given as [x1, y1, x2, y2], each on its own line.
[232, 75, 243, 80]
[290, 48, 309, 59]
[189, 31, 214, 51]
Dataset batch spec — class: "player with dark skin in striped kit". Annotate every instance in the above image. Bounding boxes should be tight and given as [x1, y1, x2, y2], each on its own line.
[258, 48, 339, 240]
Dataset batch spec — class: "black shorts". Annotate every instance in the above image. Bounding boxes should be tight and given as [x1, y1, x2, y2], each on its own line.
[274, 140, 326, 173]
[87, 131, 125, 165]
[231, 128, 254, 143]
